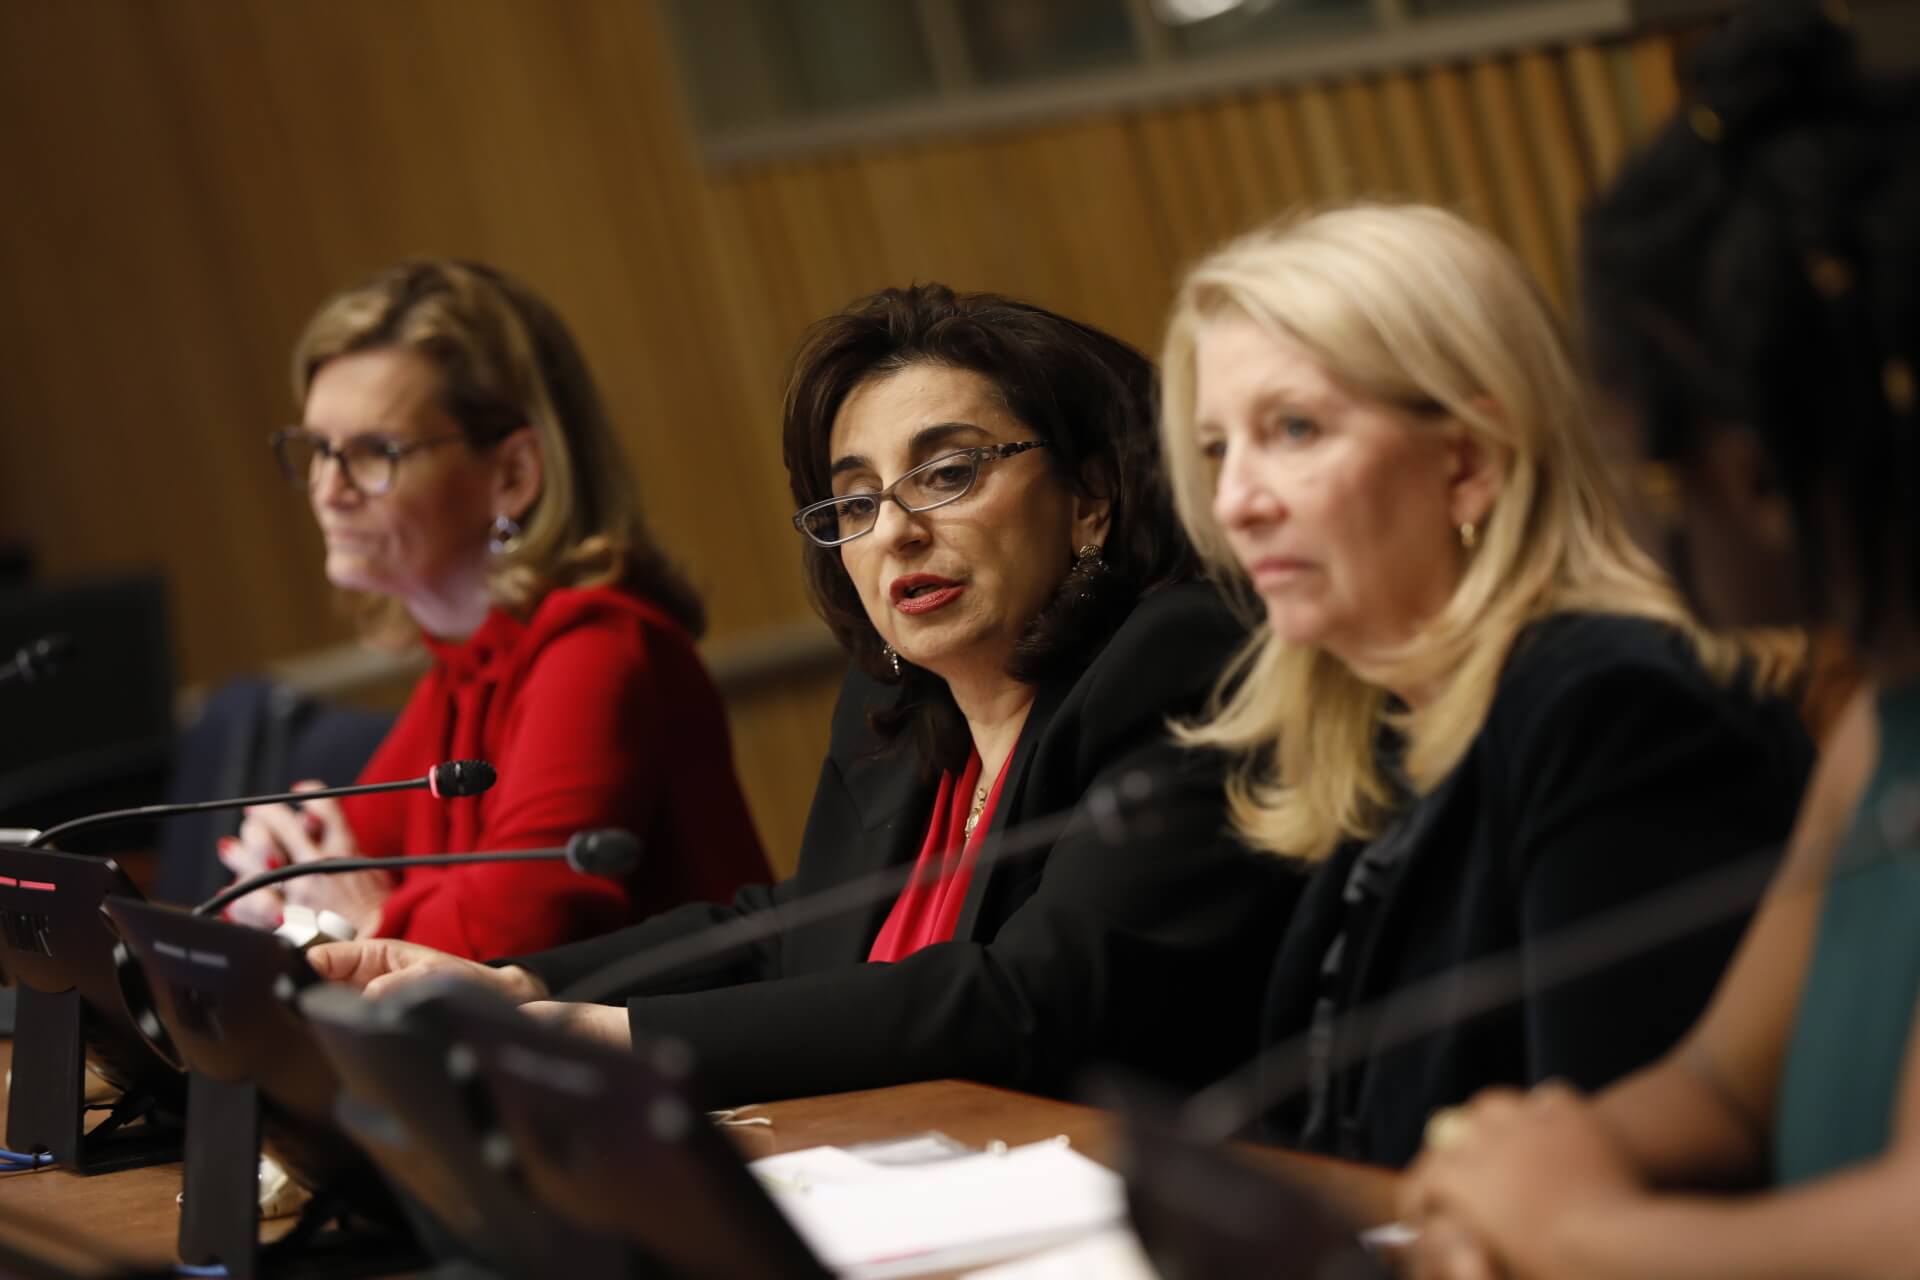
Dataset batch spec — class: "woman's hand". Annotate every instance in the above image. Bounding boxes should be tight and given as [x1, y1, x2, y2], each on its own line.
[238, 781, 393, 938]
[214, 832, 286, 929]
[522, 1000, 633, 1051]
[306, 937, 550, 1003]
[1403, 1214, 1503, 1280]
[1402, 1083, 1643, 1279]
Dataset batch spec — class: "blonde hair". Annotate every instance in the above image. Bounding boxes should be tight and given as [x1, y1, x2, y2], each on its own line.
[292, 259, 702, 646]
[1160, 205, 1794, 862]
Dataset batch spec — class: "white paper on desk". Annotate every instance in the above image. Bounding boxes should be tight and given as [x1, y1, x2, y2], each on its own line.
[958, 1226, 1158, 1279]
[750, 1140, 1125, 1279]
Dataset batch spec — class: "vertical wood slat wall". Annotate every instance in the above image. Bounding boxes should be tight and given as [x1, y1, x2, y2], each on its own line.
[0, 2, 1685, 872]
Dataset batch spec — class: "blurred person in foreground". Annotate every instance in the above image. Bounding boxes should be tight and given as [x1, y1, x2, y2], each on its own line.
[1157, 202, 1813, 1167]
[1401, 5, 1920, 1275]
[220, 259, 768, 959]
[307, 285, 1296, 1102]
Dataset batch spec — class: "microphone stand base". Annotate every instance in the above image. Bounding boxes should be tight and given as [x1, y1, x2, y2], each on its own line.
[177, 1071, 425, 1280]
[4, 983, 183, 1175]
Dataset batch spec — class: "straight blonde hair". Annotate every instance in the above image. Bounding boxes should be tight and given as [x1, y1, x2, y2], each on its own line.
[1160, 205, 1795, 862]
[292, 259, 703, 647]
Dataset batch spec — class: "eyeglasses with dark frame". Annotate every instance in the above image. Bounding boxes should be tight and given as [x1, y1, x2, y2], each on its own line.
[792, 441, 1049, 547]
[271, 428, 469, 496]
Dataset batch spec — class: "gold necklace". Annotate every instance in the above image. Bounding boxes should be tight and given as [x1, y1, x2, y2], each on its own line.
[964, 783, 990, 840]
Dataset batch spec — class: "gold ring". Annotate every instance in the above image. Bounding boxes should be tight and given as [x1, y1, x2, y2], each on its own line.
[1423, 1106, 1473, 1152]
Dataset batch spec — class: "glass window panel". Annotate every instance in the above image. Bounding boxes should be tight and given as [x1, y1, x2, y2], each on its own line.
[956, 0, 1140, 85]
[1410, 0, 1560, 14]
[1154, 0, 1375, 58]
[786, 0, 939, 114]
[666, 0, 938, 132]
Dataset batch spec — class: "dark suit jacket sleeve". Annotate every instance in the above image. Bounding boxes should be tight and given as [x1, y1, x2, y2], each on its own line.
[614, 598, 1295, 1104]
[1498, 655, 1805, 1090]
[505, 781, 828, 998]
[505, 880, 790, 999]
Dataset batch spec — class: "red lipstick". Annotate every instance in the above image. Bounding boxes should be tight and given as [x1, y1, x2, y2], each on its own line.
[891, 573, 965, 615]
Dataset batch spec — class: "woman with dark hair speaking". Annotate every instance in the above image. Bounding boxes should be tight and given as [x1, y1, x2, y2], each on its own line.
[309, 284, 1294, 1102]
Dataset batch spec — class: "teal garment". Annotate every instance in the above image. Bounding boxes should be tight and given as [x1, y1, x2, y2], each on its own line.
[1774, 683, 1920, 1185]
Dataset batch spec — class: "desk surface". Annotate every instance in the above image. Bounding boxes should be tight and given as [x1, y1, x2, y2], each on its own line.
[0, 1035, 1399, 1275]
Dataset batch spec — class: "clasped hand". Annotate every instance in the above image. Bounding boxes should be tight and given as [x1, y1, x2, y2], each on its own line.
[305, 938, 632, 1051]
[1398, 1081, 1644, 1280]
[214, 780, 393, 936]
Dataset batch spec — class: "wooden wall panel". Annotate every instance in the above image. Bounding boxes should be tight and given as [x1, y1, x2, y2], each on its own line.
[1517, 50, 1592, 278]
[1378, 73, 1448, 207]
[1423, 64, 1506, 236]
[0, 1, 1690, 864]
[1566, 44, 1632, 183]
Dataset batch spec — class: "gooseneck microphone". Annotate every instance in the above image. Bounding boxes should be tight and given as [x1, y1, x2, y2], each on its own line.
[557, 771, 1160, 1003]
[1108, 838, 1792, 1263]
[25, 759, 498, 850]
[195, 828, 643, 918]
[1176, 840, 1787, 1143]
[0, 633, 74, 685]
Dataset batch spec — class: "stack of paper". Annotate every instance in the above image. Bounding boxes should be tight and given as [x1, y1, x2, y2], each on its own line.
[750, 1139, 1124, 1279]
[960, 1227, 1158, 1279]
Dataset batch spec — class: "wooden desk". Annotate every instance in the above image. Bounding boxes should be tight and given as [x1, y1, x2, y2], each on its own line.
[725, 1079, 1399, 1229]
[0, 1036, 1399, 1275]
[0, 1037, 187, 1275]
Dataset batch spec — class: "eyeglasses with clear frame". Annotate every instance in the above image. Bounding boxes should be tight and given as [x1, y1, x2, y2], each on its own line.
[792, 441, 1049, 547]
[271, 428, 469, 497]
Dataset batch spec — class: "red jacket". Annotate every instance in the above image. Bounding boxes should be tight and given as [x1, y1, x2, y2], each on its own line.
[340, 585, 769, 960]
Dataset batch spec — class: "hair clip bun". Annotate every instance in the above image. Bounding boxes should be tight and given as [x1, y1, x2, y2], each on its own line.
[1886, 359, 1916, 417]
[1807, 252, 1855, 298]
[1636, 462, 1682, 522]
[1688, 104, 1725, 143]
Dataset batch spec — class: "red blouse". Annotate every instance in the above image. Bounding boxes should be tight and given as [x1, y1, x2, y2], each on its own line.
[339, 584, 769, 961]
[867, 750, 1012, 963]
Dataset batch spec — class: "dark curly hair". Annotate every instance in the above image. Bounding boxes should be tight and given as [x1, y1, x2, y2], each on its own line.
[1582, 0, 1920, 641]
[781, 284, 1201, 774]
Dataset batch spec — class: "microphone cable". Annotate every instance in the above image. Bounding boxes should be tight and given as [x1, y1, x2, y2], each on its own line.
[557, 769, 1170, 1003]
[0, 1145, 53, 1169]
[1178, 838, 1792, 1142]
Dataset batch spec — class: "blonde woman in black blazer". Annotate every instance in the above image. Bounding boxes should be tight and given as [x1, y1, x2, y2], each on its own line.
[1157, 205, 1812, 1166]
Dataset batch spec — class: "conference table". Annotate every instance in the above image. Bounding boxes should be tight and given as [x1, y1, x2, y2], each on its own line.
[0, 1037, 1401, 1277]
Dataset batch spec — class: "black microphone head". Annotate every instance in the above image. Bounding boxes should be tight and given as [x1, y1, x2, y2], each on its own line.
[564, 829, 642, 878]
[428, 759, 497, 799]
[18, 633, 74, 683]
[1086, 768, 1158, 844]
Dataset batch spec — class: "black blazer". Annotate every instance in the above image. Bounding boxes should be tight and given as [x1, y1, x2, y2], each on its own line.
[519, 583, 1300, 1104]
[1260, 613, 1813, 1167]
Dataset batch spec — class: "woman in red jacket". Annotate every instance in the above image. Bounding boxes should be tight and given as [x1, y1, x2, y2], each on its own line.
[217, 259, 768, 959]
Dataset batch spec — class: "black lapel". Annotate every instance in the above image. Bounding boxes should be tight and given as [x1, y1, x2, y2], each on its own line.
[821, 739, 937, 965]
[1337, 760, 1475, 1088]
